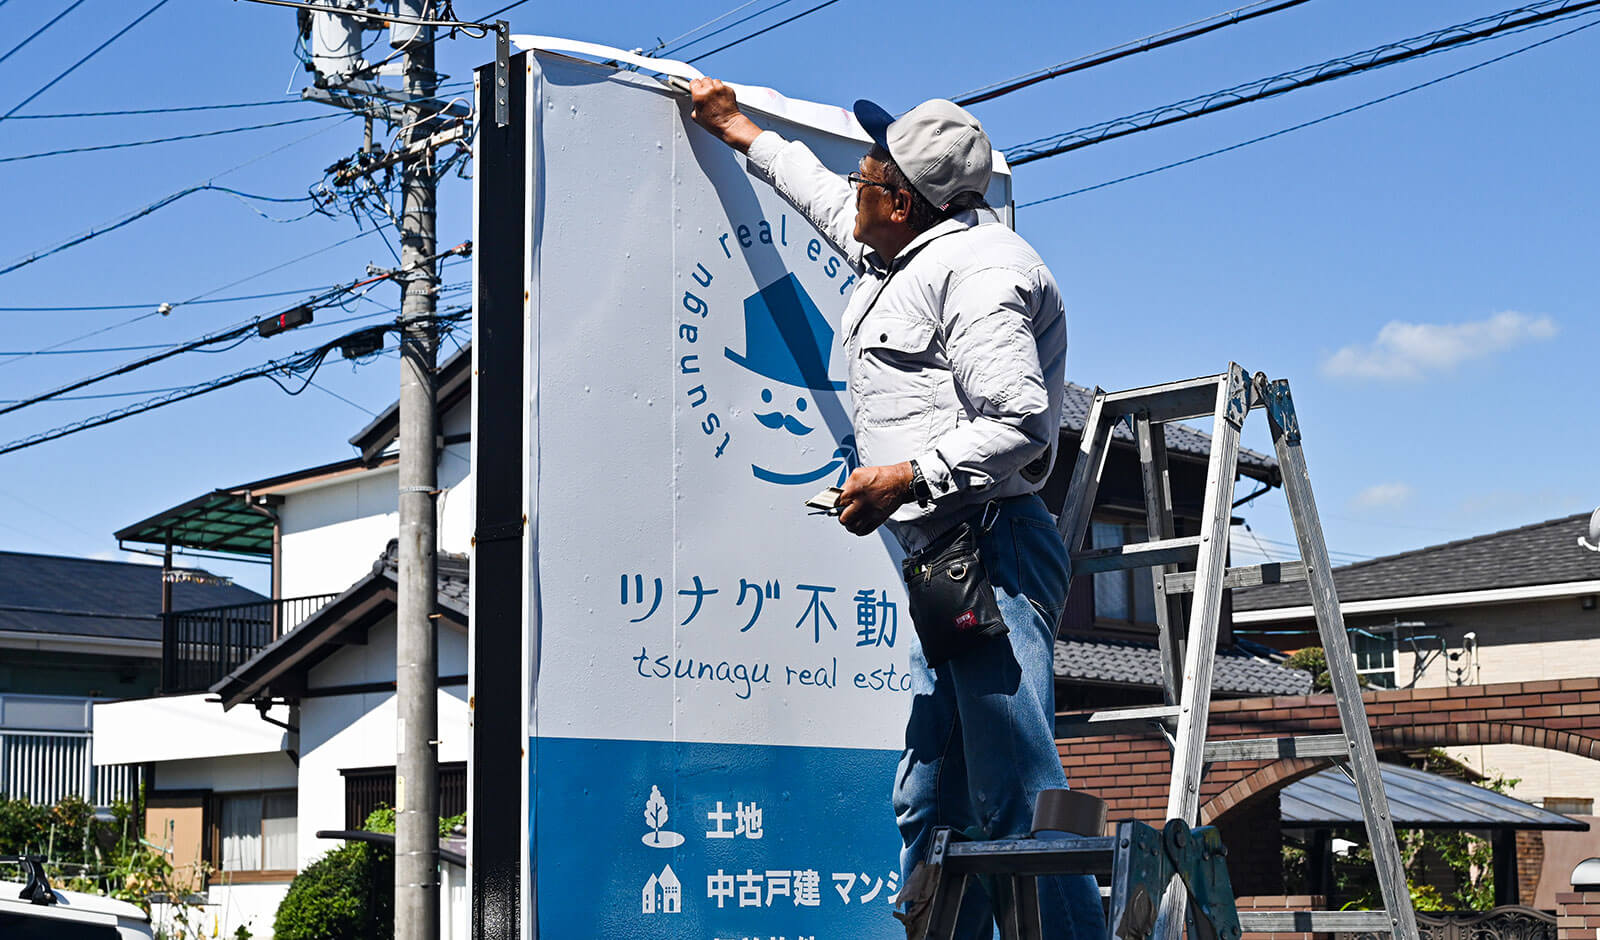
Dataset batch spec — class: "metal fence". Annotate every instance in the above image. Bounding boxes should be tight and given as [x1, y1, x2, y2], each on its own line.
[0, 730, 140, 806]
[161, 593, 338, 694]
[1341, 907, 1557, 940]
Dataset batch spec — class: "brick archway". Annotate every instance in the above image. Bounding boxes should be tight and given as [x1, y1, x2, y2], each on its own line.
[1058, 678, 1600, 900]
[1201, 720, 1600, 824]
[1061, 677, 1600, 828]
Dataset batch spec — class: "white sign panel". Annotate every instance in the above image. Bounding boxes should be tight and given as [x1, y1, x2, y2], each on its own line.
[521, 50, 1011, 938]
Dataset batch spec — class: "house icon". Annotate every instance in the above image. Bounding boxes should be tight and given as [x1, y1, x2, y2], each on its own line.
[641, 865, 681, 915]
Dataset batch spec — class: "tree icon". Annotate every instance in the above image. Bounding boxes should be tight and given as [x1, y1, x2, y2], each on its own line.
[641, 785, 684, 848]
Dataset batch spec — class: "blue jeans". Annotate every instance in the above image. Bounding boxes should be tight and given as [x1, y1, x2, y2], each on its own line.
[892, 494, 1105, 939]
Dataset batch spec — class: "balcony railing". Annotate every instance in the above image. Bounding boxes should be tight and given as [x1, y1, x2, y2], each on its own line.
[161, 594, 338, 695]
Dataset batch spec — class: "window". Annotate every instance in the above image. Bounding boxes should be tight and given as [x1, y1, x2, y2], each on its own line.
[342, 763, 467, 829]
[216, 791, 296, 873]
[1091, 519, 1157, 628]
[1349, 628, 1396, 689]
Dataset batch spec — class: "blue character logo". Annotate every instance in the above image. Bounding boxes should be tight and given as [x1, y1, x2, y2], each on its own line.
[723, 273, 857, 486]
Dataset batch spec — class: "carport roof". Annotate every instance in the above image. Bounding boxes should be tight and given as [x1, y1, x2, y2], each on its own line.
[1282, 762, 1588, 831]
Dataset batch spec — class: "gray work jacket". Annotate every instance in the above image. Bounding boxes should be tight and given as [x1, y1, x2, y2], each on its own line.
[746, 131, 1068, 552]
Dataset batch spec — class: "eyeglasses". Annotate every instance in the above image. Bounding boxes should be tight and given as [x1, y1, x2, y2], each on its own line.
[846, 172, 900, 194]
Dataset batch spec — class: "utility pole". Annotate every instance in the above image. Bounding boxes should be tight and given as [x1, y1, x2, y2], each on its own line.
[287, 2, 504, 935]
[394, 5, 440, 940]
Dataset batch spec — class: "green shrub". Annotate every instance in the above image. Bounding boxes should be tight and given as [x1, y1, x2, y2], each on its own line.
[272, 804, 466, 940]
[272, 841, 393, 940]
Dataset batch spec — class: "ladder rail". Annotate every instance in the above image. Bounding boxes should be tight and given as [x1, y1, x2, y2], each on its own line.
[1154, 364, 1248, 940]
[1057, 390, 1113, 559]
[1136, 415, 1187, 705]
[1259, 375, 1418, 940]
[1164, 363, 1248, 825]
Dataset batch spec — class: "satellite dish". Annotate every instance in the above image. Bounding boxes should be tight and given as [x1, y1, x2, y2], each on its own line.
[1581, 507, 1600, 553]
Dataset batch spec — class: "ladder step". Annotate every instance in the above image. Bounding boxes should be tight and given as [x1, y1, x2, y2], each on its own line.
[1071, 536, 1200, 575]
[942, 835, 1119, 876]
[1203, 734, 1349, 762]
[1239, 910, 1394, 932]
[1163, 560, 1307, 595]
[1056, 705, 1180, 738]
[1100, 374, 1229, 423]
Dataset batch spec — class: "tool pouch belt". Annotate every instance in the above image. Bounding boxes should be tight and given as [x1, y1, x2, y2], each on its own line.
[901, 522, 1007, 667]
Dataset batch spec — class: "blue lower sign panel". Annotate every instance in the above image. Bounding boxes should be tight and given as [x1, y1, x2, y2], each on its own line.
[534, 737, 905, 939]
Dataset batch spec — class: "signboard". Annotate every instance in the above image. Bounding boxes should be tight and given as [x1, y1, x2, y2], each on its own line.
[517, 49, 1012, 938]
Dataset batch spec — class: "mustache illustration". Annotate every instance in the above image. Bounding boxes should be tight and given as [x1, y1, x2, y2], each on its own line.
[753, 410, 813, 436]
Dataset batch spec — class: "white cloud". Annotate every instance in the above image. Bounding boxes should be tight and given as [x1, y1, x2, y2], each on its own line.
[1322, 312, 1557, 380]
[1351, 482, 1414, 510]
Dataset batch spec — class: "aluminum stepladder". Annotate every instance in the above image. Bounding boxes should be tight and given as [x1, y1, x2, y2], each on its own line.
[912, 365, 1419, 940]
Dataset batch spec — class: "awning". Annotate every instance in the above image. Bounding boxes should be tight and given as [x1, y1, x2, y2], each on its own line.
[1282, 762, 1588, 831]
[115, 489, 275, 557]
[114, 455, 388, 558]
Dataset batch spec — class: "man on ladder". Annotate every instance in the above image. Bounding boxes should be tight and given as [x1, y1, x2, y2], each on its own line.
[691, 79, 1105, 937]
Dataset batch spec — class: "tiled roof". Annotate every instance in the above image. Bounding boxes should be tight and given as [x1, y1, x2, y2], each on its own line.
[376, 539, 470, 614]
[1062, 383, 1279, 484]
[0, 550, 264, 641]
[1054, 633, 1312, 696]
[1283, 762, 1587, 830]
[1234, 512, 1600, 612]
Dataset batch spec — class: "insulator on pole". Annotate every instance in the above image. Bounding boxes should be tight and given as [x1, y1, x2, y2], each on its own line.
[389, 0, 425, 50]
[310, 0, 375, 82]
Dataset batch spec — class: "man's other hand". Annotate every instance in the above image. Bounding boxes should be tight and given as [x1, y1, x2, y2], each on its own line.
[837, 462, 913, 536]
[689, 78, 763, 153]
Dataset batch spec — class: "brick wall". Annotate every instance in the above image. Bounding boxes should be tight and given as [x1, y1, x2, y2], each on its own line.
[1518, 830, 1545, 905]
[1235, 894, 1328, 940]
[1556, 891, 1600, 940]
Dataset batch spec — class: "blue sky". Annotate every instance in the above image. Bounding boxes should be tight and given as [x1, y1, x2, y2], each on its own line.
[0, 0, 1593, 594]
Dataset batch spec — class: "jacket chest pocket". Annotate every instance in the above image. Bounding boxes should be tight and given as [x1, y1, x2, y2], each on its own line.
[858, 314, 936, 368]
[854, 314, 939, 431]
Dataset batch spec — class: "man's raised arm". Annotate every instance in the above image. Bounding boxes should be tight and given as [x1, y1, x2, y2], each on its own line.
[689, 78, 863, 265]
[688, 78, 764, 153]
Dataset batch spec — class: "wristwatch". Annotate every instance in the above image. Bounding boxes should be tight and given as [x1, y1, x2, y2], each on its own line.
[907, 459, 933, 509]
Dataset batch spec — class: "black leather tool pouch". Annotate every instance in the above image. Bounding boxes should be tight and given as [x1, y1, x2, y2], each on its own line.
[900, 522, 1007, 667]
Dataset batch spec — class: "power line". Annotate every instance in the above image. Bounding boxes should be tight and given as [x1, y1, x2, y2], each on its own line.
[0, 302, 442, 374]
[657, 0, 801, 57]
[0, 111, 369, 280]
[0, 245, 470, 410]
[0, 309, 470, 458]
[1003, 0, 1600, 165]
[649, 0, 769, 55]
[6, 99, 303, 119]
[1018, 16, 1600, 207]
[0, 186, 321, 281]
[0, 228, 385, 368]
[686, 0, 843, 63]
[0, 276, 386, 418]
[0, 112, 345, 165]
[951, 0, 1311, 107]
[0, 0, 89, 68]
[2, 0, 175, 121]
[478, 0, 531, 19]
[0, 286, 332, 313]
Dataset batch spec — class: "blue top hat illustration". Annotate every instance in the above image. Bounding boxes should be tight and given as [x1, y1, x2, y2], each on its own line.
[724, 273, 845, 391]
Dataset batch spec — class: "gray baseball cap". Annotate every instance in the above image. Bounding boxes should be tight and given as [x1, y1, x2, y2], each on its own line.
[854, 97, 993, 211]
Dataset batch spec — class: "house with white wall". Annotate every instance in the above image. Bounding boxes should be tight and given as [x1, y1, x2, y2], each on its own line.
[1233, 510, 1600, 904]
[93, 346, 474, 940]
